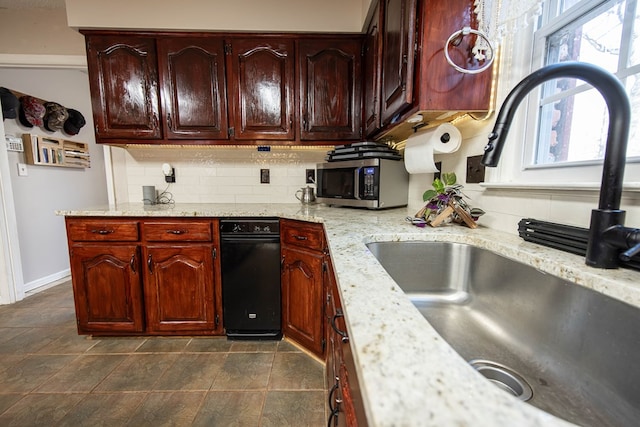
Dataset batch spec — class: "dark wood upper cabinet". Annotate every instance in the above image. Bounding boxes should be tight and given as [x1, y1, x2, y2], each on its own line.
[298, 38, 363, 141]
[363, 1, 383, 138]
[379, 0, 418, 127]
[227, 38, 295, 141]
[85, 35, 162, 140]
[157, 38, 229, 140]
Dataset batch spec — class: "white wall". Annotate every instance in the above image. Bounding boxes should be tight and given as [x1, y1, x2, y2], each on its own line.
[1, 67, 109, 292]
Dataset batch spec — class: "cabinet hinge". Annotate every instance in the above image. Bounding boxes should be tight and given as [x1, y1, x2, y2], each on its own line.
[212, 247, 217, 259]
[215, 314, 220, 326]
[224, 44, 232, 55]
[322, 261, 327, 273]
[322, 338, 326, 352]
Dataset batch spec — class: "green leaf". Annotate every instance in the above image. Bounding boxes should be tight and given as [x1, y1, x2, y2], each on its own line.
[423, 189, 437, 201]
[442, 172, 457, 186]
[432, 178, 445, 193]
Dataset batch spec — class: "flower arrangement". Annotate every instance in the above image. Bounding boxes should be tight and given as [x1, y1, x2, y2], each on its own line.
[414, 172, 485, 228]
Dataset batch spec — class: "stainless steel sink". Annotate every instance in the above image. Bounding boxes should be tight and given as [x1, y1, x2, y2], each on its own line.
[366, 241, 640, 427]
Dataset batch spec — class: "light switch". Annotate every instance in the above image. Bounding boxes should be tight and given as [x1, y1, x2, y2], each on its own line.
[17, 163, 28, 176]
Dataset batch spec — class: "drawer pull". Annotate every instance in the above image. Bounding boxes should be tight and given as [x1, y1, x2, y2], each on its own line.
[91, 229, 114, 235]
[293, 235, 308, 241]
[167, 229, 187, 235]
[147, 254, 153, 274]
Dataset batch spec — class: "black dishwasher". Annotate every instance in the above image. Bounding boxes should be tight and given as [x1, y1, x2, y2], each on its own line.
[219, 218, 282, 340]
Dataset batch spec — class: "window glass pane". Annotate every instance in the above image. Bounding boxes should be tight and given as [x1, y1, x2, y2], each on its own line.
[628, 2, 640, 67]
[625, 74, 640, 156]
[560, 0, 586, 14]
[536, 88, 609, 164]
[546, 0, 625, 75]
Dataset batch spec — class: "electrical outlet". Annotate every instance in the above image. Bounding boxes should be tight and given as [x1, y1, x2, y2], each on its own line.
[466, 155, 486, 183]
[305, 169, 315, 184]
[17, 163, 28, 176]
[260, 168, 270, 184]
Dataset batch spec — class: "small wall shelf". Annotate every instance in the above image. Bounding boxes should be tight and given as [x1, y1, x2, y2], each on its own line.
[22, 134, 90, 169]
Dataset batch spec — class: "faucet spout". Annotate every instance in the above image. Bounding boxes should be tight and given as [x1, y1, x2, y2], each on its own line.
[481, 62, 633, 268]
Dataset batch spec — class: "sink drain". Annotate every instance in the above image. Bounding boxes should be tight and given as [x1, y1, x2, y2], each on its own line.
[469, 360, 533, 402]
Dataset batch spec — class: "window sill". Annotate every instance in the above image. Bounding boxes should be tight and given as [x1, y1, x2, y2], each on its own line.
[480, 182, 640, 193]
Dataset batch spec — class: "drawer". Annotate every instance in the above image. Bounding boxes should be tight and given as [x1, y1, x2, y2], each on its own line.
[143, 220, 213, 242]
[67, 219, 139, 242]
[282, 220, 324, 251]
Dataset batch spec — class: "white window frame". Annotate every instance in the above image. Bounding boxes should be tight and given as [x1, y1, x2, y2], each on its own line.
[485, 0, 640, 190]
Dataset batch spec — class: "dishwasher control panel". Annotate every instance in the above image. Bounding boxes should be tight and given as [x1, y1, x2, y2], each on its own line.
[219, 218, 280, 235]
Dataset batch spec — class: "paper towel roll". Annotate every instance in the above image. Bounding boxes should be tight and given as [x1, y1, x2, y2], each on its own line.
[403, 123, 462, 174]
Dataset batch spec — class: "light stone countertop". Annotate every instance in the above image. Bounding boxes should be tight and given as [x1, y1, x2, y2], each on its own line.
[58, 202, 640, 427]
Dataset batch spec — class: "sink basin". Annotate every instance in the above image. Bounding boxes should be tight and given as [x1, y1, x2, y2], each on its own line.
[366, 241, 640, 427]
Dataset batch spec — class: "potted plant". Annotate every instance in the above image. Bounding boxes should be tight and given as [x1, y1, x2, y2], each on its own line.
[415, 172, 485, 228]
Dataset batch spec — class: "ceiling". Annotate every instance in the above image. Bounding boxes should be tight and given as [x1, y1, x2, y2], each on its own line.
[0, 0, 65, 9]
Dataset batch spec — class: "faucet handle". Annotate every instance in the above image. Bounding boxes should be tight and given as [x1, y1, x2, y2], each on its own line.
[620, 241, 640, 262]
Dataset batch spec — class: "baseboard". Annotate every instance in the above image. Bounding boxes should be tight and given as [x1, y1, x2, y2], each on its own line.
[24, 269, 71, 296]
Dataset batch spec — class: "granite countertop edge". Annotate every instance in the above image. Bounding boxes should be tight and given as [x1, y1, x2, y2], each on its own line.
[57, 203, 640, 427]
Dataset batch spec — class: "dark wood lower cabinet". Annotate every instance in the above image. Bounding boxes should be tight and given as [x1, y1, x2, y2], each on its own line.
[143, 244, 218, 333]
[69, 244, 144, 333]
[326, 257, 367, 427]
[281, 245, 325, 356]
[66, 217, 222, 336]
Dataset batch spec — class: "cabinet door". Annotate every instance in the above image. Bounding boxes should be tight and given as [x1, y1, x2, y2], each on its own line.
[158, 38, 229, 140]
[363, 1, 383, 138]
[85, 35, 162, 140]
[298, 38, 363, 141]
[227, 39, 295, 140]
[282, 245, 325, 356]
[380, 0, 418, 126]
[70, 244, 144, 333]
[144, 244, 218, 332]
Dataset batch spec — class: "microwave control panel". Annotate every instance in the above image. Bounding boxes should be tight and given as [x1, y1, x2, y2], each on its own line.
[362, 166, 378, 198]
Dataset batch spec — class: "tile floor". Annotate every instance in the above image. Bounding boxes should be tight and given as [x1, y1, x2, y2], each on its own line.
[0, 281, 327, 426]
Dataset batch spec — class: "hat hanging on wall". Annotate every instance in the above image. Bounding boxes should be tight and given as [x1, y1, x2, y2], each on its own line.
[43, 102, 69, 132]
[0, 87, 20, 120]
[18, 96, 46, 128]
[63, 108, 86, 135]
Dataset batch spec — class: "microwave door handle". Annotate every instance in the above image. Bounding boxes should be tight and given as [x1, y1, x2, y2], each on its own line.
[353, 168, 361, 200]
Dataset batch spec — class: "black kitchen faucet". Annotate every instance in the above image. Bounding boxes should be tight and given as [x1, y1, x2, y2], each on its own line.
[482, 61, 640, 269]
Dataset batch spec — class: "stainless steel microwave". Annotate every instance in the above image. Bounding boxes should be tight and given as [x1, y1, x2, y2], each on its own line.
[316, 158, 409, 209]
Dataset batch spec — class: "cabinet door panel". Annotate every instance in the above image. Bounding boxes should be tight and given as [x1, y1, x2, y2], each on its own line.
[229, 39, 295, 140]
[380, 0, 418, 126]
[70, 244, 143, 333]
[85, 35, 161, 140]
[144, 245, 216, 332]
[363, 1, 383, 138]
[282, 246, 324, 356]
[299, 39, 362, 141]
[158, 38, 229, 139]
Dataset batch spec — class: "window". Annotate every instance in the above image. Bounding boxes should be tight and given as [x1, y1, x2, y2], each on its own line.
[526, 0, 640, 168]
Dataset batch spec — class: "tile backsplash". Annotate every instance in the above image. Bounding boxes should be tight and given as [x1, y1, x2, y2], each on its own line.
[113, 146, 329, 204]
